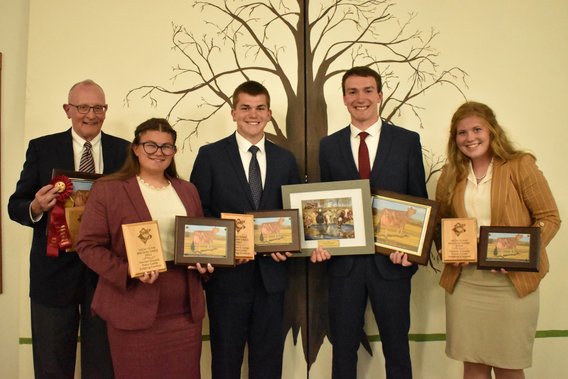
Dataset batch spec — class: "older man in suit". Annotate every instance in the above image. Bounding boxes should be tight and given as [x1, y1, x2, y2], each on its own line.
[190, 80, 300, 379]
[8, 79, 129, 379]
[311, 66, 428, 379]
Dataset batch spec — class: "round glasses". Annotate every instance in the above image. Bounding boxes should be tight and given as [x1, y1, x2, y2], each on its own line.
[140, 142, 177, 156]
[68, 104, 108, 114]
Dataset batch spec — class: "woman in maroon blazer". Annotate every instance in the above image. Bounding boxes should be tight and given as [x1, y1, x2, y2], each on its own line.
[77, 118, 211, 379]
[436, 102, 560, 379]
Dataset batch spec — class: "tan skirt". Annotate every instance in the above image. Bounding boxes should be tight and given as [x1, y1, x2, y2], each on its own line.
[445, 266, 539, 369]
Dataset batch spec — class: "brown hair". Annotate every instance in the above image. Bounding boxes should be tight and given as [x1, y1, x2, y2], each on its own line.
[102, 118, 179, 181]
[341, 66, 383, 95]
[231, 81, 271, 109]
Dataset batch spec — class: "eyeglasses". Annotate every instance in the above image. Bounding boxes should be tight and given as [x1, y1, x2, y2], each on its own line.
[68, 104, 108, 114]
[139, 142, 177, 156]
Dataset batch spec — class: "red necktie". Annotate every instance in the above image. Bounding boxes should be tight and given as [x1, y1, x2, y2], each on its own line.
[358, 132, 370, 179]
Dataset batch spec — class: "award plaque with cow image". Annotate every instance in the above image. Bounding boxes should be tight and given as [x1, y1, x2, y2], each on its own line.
[441, 217, 478, 263]
[122, 220, 167, 278]
[372, 190, 439, 265]
[477, 226, 540, 272]
[247, 209, 301, 254]
[174, 216, 236, 267]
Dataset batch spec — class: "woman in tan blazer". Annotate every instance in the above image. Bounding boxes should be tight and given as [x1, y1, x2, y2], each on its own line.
[436, 102, 560, 379]
[77, 118, 212, 379]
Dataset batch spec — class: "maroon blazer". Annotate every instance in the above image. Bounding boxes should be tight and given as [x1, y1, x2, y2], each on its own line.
[76, 176, 205, 330]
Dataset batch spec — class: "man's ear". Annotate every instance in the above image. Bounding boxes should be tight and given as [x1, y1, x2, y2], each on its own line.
[63, 104, 71, 119]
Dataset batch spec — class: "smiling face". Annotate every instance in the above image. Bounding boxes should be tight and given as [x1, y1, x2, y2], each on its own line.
[232, 93, 272, 144]
[132, 130, 176, 177]
[455, 115, 493, 164]
[343, 75, 383, 130]
[63, 83, 107, 141]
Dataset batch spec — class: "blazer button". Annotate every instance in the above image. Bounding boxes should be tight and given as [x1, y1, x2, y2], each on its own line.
[538, 221, 545, 227]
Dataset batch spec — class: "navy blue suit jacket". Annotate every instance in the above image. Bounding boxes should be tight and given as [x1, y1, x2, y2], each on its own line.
[319, 121, 427, 280]
[8, 129, 129, 307]
[190, 133, 300, 294]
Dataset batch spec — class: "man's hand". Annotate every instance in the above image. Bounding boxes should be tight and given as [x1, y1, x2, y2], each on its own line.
[389, 251, 413, 267]
[30, 184, 60, 217]
[310, 247, 331, 263]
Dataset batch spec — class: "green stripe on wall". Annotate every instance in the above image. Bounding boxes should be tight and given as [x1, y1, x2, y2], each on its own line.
[19, 330, 568, 345]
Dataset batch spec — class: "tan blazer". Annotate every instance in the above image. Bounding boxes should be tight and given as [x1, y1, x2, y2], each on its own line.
[437, 155, 561, 297]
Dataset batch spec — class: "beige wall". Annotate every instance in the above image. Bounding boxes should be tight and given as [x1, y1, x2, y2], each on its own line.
[1, 1, 567, 378]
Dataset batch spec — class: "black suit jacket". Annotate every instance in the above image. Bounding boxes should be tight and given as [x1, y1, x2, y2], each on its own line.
[190, 133, 300, 294]
[8, 129, 129, 307]
[319, 121, 427, 280]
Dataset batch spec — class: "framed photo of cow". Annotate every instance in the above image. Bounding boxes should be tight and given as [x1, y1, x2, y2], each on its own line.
[478, 226, 540, 272]
[47, 169, 102, 255]
[247, 209, 301, 254]
[282, 179, 375, 257]
[174, 217, 236, 267]
[371, 190, 439, 266]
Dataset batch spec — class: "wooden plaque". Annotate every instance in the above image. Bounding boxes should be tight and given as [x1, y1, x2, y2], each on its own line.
[441, 218, 478, 263]
[221, 213, 255, 260]
[122, 220, 167, 278]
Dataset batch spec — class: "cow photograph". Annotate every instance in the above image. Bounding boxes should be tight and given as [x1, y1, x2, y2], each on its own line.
[372, 195, 430, 256]
[253, 217, 293, 245]
[301, 197, 355, 241]
[486, 232, 531, 263]
[183, 225, 228, 258]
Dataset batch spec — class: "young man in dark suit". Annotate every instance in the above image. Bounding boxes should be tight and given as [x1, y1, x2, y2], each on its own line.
[311, 67, 428, 379]
[8, 79, 129, 379]
[190, 80, 300, 379]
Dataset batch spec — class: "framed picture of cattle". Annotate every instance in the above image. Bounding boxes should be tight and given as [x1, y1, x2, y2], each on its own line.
[477, 226, 540, 272]
[247, 209, 301, 254]
[371, 190, 439, 265]
[282, 179, 375, 256]
[174, 217, 236, 267]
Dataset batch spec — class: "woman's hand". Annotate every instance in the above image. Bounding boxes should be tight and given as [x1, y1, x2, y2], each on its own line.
[491, 268, 509, 274]
[189, 263, 214, 274]
[271, 252, 293, 262]
[137, 271, 159, 284]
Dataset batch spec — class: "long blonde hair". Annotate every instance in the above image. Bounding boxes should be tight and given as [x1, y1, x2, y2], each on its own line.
[443, 101, 529, 203]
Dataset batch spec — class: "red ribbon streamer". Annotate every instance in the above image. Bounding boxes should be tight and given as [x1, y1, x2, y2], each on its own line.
[46, 176, 73, 257]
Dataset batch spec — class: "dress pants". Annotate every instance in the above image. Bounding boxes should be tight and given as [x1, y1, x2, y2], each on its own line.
[206, 265, 285, 379]
[329, 256, 412, 379]
[30, 283, 113, 379]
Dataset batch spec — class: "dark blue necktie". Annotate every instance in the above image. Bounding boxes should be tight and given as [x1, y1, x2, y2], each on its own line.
[248, 145, 262, 209]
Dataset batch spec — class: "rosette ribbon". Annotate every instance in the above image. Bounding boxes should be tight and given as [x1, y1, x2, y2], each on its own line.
[46, 175, 74, 257]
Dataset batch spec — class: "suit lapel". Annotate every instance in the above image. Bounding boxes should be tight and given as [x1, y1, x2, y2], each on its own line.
[123, 177, 153, 221]
[373, 121, 393, 181]
[452, 179, 468, 218]
[57, 130, 75, 170]
[338, 126, 359, 178]
[490, 159, 508, 225]
[225, 134, 256, 209]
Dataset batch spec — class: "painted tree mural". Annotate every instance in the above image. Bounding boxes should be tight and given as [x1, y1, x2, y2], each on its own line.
[126, 0, 466, 368]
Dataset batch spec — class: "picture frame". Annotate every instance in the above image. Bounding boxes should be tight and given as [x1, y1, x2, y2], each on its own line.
[478, 226, 540, 272]
[371, 190, 439, 265]
[247, 209, 301, 254]
[282, 179, 375, 257]
[50, 169, 102, 252]
[174, 217, 235, 267]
